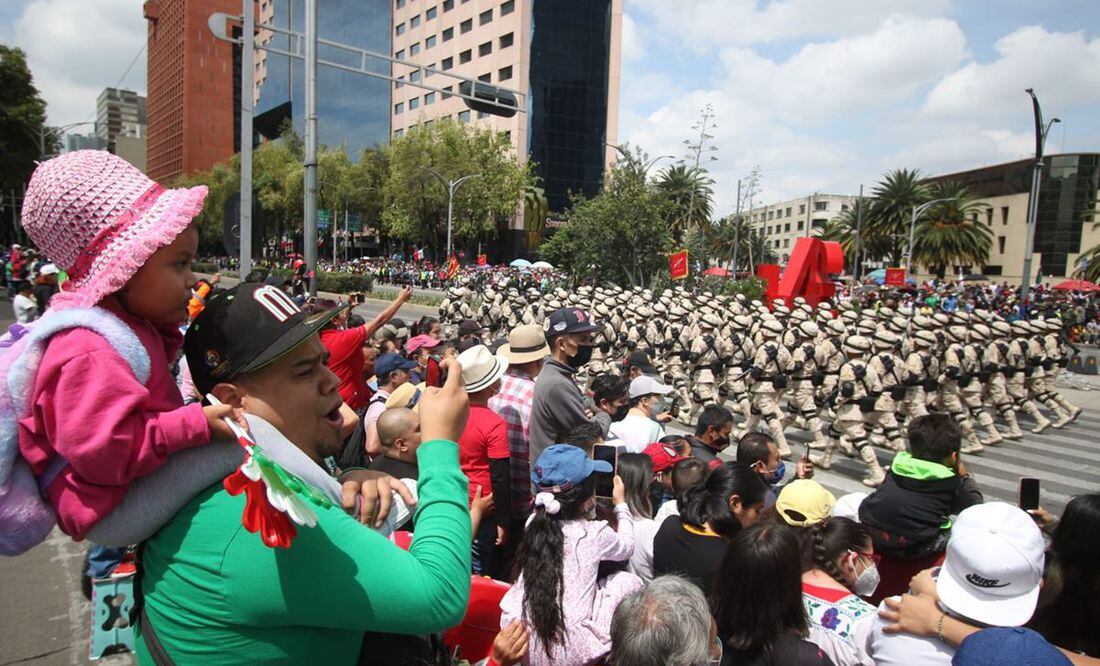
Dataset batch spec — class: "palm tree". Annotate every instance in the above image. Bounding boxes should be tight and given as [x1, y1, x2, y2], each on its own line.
[1071, 194, 1100, 280]
[656, 164, 714, 241]
[868, 168, 929, 265]
[911, 180, 992, 277]
[522, 183, 549, 252]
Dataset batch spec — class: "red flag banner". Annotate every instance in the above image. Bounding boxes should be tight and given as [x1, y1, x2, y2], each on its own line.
[669, 250, 689, 280]
[885, 267, 906, 287]
[446, 256, 461, 279]
[477, 254, 488, 266]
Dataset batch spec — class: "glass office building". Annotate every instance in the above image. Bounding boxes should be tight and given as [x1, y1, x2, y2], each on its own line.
[254, 0, 392, 156]
[527, 0, 615, 213]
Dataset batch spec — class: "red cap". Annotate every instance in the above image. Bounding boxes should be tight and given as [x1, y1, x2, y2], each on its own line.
[643, 442, 685, 473]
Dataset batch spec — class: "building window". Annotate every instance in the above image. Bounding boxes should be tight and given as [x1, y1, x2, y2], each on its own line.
[395, 22, 406, 36]
[477, 110, 489, 119]
[501, 0, 514, 15]
[426, 5, 437, 20]
[395, 75, 404, 89]
[986, 209, 994, 226]
[983, 265, 1003, 276]
[767, 211, 773, 221]
[459, 49, 472, 63]
[767, 226, 772, 235]
[426, 35, 437, 48]
[394, 128, 404, 137]
[1001, 206, 1009, 225]
[394, 102, 404, 114]
[500, 32, 514, 48]
[799, 204, 806, 214]
[498, 65, 512, 81]
[442, 27, 454, 41]
[841, 203, 849, 212]
[812, 218, 826, 228]
[410, 69, 421, 82]
[459, 110, 471, 123]
[409, 42, 420, 55]
[396, 0, 405, 8]
[814, 201, 828, 211]
[478, 72, 491, 82]
[442, 56, 453, 70]
[441, 85, 453, 99]
[785, 207, 791, 217]
[479, 41, 492, 56]
[425, 92, 436, 105]
[409, 98, 420, 109]
[784, 223, 790, 232]
[425, 63, 435, 77]
[797, 220, 804, 231]
[395, 49, 405, 60]
[998, 236, 1006, 254]
[479, 9, 492, 25]
[784, 238, 790, 248]
[443, 0, 454, 10]
[460, 18, 473, 33]
[410, 15, 421, 28]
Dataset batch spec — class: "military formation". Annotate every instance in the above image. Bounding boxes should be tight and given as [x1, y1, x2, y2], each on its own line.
[439, 284, 1084, 488]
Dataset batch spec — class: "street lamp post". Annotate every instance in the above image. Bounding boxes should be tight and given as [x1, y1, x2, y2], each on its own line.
[35, 121, 97, 157]
[419, 166, 479, 260]
[1020, 88, 1061, 313]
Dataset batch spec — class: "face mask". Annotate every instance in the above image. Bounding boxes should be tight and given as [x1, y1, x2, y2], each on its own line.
[764, 460, 786, 486]
[567, 343, 594, 368]
[611, 404, 630, 422]
[650, 396, 669, 418]
[850, 553, 881, 596]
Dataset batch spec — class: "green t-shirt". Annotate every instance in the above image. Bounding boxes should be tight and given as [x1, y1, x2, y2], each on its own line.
[137, 439, 471, 665]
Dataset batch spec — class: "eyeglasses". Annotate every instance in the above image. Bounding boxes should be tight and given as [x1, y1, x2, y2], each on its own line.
[851, 549, 882, 565]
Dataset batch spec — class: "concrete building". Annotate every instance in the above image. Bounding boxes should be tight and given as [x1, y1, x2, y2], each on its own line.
[746, 193, 859, 263]
[95, 88, 147, 154]
[144, 0, 240, 182]
[391, 0, 622, 252]
[63, 133, 106, 153]
[924, 152, 1100, 282]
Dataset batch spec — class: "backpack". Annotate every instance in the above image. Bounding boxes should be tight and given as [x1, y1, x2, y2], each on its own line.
[0, 307, 149, 556]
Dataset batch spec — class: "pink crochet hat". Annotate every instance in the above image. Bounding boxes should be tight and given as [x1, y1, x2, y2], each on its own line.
[20, 150, 208, 310]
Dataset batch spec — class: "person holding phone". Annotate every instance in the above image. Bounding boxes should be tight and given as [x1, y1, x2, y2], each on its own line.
[502, 444, 642, 666]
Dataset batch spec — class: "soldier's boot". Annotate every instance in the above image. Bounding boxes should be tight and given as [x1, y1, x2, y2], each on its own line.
[1056, 394, 1082, 422]
[810, 441, 835, 470]
[1045, 398, 1072, 429]
[960, 430, 985, 455]
[856, 440, 886, 488]
[1021, 401, 1051, 434]
[883, 426, 906, 451]
[1000, 405, 1024, 439]
[808, 417, 830, 450]
[768, 418, 792, 459]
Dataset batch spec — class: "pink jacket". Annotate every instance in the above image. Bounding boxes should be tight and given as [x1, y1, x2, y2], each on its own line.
[17, 305, 210, 538]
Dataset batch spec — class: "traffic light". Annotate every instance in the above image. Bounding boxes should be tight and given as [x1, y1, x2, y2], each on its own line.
[459, 80, 518, 118]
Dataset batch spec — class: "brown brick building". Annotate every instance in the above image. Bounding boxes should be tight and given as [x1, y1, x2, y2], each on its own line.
[144, 0, 239, 183]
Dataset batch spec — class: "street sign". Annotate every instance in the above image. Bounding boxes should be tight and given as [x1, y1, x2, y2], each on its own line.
[317, 209, 331, 231]
[885, 267, 906, 287]
[669, 250, 689, 280]
[347, 213, 363, 232]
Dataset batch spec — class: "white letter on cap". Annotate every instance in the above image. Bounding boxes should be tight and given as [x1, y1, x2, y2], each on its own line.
[253, 285, 301, 322]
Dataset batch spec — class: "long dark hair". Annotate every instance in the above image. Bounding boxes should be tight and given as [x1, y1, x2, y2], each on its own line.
[413, 316, 439, 337]
[713, 522, 809, 655]
[618, 453, 653, 518]
[806, 517, 871, 588]
[512, 477, 595, 658]
[680, 462, 767, 538]
[1030, 494, 1100, 655]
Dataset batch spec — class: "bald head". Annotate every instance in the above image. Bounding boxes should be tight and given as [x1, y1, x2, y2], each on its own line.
[378, 407, 421, 460]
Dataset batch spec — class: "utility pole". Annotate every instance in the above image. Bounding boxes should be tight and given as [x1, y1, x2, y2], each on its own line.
[238, 0, 255, 279]
[730, 179, 742, 275]
[1020, 88, 1061, 314]
[420, 166, 479, 260]
[303, 0, 318, 295]
[853, 185, 863, 280]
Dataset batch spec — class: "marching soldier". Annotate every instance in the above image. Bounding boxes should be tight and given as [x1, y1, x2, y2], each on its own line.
[787, 320, 829, 449]
[1026, 320, 1072, 428]
[960, 323, 1004, 447]
[900, 330, 938, 421]
[1006, 321, 1053, 433]
[688, 313, 725, 421]
[721, 314, 757, 424]
[985, 321, 1025, 439]
[939, 325, 988, 454]
[747, 318, 793, 458]
[867, 330, 907, 451]
[1039, 318, 1082, 421]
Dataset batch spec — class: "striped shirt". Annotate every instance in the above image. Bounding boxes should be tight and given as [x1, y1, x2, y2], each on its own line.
[489, 369, 536, 518]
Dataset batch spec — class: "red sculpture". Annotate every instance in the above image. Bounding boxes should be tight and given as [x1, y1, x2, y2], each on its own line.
[757, 237, 844, 308]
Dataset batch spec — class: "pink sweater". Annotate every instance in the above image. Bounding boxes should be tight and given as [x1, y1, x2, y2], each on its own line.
[17, 305, 211, 539]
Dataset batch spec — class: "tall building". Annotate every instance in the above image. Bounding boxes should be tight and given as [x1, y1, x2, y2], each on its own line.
[924, 153, 1100, 281]
[253, 0, 393, 156]
[95, 88, 147, 153]
[391, 0, 622, 251]
[63, 133, 106, 153]
[746, 193, 860, 263]
[144, 0, 240, 182]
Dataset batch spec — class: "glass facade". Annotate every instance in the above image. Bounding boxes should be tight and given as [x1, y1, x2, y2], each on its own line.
[528, 0, 614, 213]
[1036, 154, 1100, 277]
[254, 0, 391, 157]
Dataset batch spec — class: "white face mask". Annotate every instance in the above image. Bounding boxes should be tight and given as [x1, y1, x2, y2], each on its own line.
[849, 551, 881, 596]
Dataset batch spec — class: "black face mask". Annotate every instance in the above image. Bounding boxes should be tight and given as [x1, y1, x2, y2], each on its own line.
[567, 344, 594, 369]
[611, 403, 630, 422]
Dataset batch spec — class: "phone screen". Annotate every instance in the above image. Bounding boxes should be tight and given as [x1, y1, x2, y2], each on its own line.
[592, 444, 618, 499]
[1018, 477, 1041, 511]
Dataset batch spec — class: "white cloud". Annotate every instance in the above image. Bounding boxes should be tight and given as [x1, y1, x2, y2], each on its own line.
[923, 26, 1100, 121]
[621, 12, 644, 63]
[12, 0, 147, 127]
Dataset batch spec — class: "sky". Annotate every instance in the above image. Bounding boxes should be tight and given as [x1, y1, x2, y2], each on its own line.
[4, 0, 1100, 212]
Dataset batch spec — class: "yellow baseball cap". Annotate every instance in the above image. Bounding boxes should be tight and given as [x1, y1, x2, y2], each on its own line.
[775, 480, 836, 527]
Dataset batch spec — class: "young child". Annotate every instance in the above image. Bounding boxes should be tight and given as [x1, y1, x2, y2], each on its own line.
[15, 150, 237, 539]
[500, 444, 642, 666]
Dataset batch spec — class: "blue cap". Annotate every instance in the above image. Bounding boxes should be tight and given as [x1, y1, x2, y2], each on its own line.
[954, 628, 1071, 666]
[531, 444, 612, 491]
[376, 352, 417, 380]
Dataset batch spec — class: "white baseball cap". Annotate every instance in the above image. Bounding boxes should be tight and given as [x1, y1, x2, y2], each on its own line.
[628, 375, 673, 400]
[936, 502, 1045, 627]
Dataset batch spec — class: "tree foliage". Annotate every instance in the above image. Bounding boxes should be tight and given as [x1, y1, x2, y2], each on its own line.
[540, 154, 673, 287]
[0, 45, 48, 208]
[911, 180, 992, 276]
[656, 164, 714, 240]
[867, 168, 929, 266]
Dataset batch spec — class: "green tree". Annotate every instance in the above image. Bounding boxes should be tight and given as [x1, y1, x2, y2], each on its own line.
[171, 157, 240, 253]
[656, 164, 714, 240]
[540, 158, 673, 287]
[381, 118, 527, 258]
[867, 168, 929, 266]
[0, 45, 49, 235]
[910, 180, 992, 276]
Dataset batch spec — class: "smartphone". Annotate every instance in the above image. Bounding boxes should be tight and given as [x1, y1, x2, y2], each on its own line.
[1018, 477, 1041, 511]
[592, 444, 619, 499]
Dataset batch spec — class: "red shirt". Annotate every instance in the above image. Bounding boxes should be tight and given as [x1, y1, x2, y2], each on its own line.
[320, 326, 370, 410]
[458, 404, 510, 505]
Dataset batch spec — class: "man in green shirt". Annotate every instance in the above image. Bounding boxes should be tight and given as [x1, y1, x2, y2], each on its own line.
[138, 284, 472, 664]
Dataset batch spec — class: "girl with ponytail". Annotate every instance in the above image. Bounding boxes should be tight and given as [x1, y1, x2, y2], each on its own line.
[800, 516, 880, 665]
[500, 445, 642, 665]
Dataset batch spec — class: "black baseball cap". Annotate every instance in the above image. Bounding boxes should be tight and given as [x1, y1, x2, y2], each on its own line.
[544, 307, 599, 337]
[625, 350, 657, 374]
[185, 283, 342, 395]
[458, 319, 487, 337]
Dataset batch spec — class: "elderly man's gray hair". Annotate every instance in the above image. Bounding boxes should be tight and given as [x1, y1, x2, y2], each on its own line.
[609, 575, 713, 666]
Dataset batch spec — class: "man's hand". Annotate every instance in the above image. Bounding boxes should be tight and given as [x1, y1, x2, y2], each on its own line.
[338, 471, 416, 528]
[611, 475, 626, 506]
[491, 620, 529, 666]
[655, 412, 673, 423]
[397, 285, 413, 304]
[879, 593, 942, 637]
[203, 403, 248, 441]
[908, 567, 938, 599]
[495, 524, 509, 547]
[470, 484, 494, 519]
[211, 273, 222, 285]
[796, 457, 814, 479]
[1028, 506, 1057, 528]
[418, 357, 469, 443]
